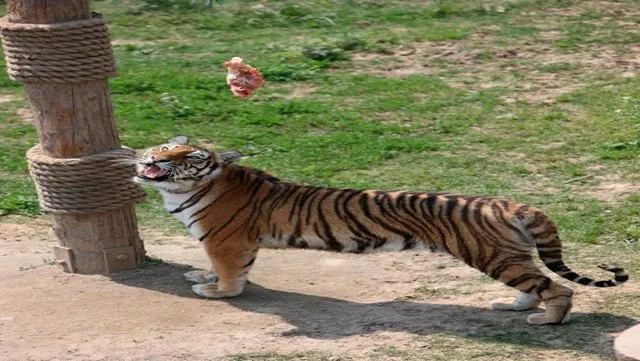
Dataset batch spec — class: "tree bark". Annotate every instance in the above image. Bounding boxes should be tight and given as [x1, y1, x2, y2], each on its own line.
[6, 0, 145, 274]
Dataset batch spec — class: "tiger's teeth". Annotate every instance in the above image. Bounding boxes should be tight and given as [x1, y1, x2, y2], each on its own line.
[143, 165, 168, 178]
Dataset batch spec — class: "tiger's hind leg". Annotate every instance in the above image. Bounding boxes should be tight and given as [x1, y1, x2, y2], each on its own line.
[486, 260, 574, 325]
[526, 281, 573, 325]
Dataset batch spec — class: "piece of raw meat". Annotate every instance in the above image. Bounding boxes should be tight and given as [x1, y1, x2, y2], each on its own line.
[223, 57, 265, 98]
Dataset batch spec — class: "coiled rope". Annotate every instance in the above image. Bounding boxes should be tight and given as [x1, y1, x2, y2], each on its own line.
[1, 15, 145, 215]
[0, 16, 117, 83]
[27, 146, 146, 215]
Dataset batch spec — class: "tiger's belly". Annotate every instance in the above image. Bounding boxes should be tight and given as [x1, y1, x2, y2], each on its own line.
[257, 232, 434, 254]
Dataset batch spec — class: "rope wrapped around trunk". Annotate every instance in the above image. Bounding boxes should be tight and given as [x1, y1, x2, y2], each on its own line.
[0, 15, 117, 83]
[27, 146, 146, 215]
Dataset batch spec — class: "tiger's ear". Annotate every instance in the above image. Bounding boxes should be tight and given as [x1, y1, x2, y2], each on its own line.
[220, 150, 242, 164]
[168, 135, 189, 145]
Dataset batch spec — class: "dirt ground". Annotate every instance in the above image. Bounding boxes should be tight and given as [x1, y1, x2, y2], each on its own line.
[0, 220, 637, 361]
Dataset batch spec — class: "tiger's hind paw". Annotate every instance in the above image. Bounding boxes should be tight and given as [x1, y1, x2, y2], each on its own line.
[184, 270, 218, 284]
[527, 312, 571, 325]
[526, 295, 572, 325]
[191, 282, 242, 298]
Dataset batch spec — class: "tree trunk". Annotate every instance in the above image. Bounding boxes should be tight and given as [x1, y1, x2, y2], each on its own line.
[5, 0, 145, 274]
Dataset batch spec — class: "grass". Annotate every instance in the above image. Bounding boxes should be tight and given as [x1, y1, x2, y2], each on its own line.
[0, 1, 639, 359]
[229, 352, 339, 361]
[369, 337, 529, 361]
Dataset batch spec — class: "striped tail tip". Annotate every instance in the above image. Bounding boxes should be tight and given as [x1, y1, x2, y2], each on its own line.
[595, 263, 629, 286]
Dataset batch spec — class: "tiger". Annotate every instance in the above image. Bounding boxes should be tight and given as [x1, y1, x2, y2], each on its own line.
[133, 136, 628, 325]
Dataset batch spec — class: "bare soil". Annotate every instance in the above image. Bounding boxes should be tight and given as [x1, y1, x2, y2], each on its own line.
[1, 220, 638, 361]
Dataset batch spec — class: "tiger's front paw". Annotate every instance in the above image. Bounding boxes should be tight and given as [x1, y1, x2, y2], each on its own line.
[490, 292, 541, 311]
[191, 282, 243, 298]
[184, 270, 218, 284]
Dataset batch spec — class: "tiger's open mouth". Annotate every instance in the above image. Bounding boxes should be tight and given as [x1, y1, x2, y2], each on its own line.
[137, 164, 170, 181]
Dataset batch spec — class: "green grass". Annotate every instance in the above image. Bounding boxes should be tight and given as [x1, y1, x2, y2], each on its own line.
[0, 177, 40, 217]
[0, 0, 638, 242]
[536, 62, 576, 73]
[229, 352, 339, 361]
[369, 338, 529, 361]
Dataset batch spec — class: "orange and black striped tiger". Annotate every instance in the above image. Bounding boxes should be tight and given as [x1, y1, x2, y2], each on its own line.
[134, 136, 628, 325]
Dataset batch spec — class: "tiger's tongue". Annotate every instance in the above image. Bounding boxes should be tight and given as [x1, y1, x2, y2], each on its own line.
[143, 165, 167, 178]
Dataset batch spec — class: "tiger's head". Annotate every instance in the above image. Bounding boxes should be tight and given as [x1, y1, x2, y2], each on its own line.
[134, 136, 241, 191]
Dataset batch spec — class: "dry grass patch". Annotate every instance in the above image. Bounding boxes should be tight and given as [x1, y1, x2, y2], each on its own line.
[111, 39, 157, 47]
[353, 38, 640, 103]
[348, 1, 640, 104]
[0, 94, 16, 103]
[282, 84, 320, 100]
[15, 107, 35, 124]
[584, 183, 640, 203]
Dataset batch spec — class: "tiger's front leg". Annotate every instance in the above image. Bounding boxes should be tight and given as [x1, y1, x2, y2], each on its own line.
[183, 270, 218, 284]
[191, 238, 258, 298]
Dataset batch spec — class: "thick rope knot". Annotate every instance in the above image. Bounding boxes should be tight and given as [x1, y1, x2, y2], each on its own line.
[27, 145, 146, 215]
[0, 16, 117, 83]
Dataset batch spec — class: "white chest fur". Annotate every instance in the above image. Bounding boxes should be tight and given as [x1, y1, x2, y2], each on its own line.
[159, 189, 209, 239]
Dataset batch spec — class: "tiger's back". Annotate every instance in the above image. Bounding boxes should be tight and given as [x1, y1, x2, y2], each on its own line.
[135, 138, 628, 325]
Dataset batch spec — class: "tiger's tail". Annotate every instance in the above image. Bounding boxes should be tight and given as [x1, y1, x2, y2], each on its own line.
[535, 238, 629, 288]
[528, 211, 629, 287]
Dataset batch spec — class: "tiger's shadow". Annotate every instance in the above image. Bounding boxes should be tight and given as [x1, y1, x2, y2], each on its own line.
[111, 261, 637, 357]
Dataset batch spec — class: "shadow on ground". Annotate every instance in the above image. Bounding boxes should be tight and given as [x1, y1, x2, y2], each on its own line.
[111, 261, 637, 358]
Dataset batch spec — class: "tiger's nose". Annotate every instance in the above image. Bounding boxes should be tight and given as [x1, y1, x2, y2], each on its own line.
[140, 157, 154, 165]
[150, 155, 166, 162]
[149, 155, 171, 163]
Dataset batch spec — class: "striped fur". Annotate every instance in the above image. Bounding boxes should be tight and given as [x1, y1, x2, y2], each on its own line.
[134, 139, 628, 325]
